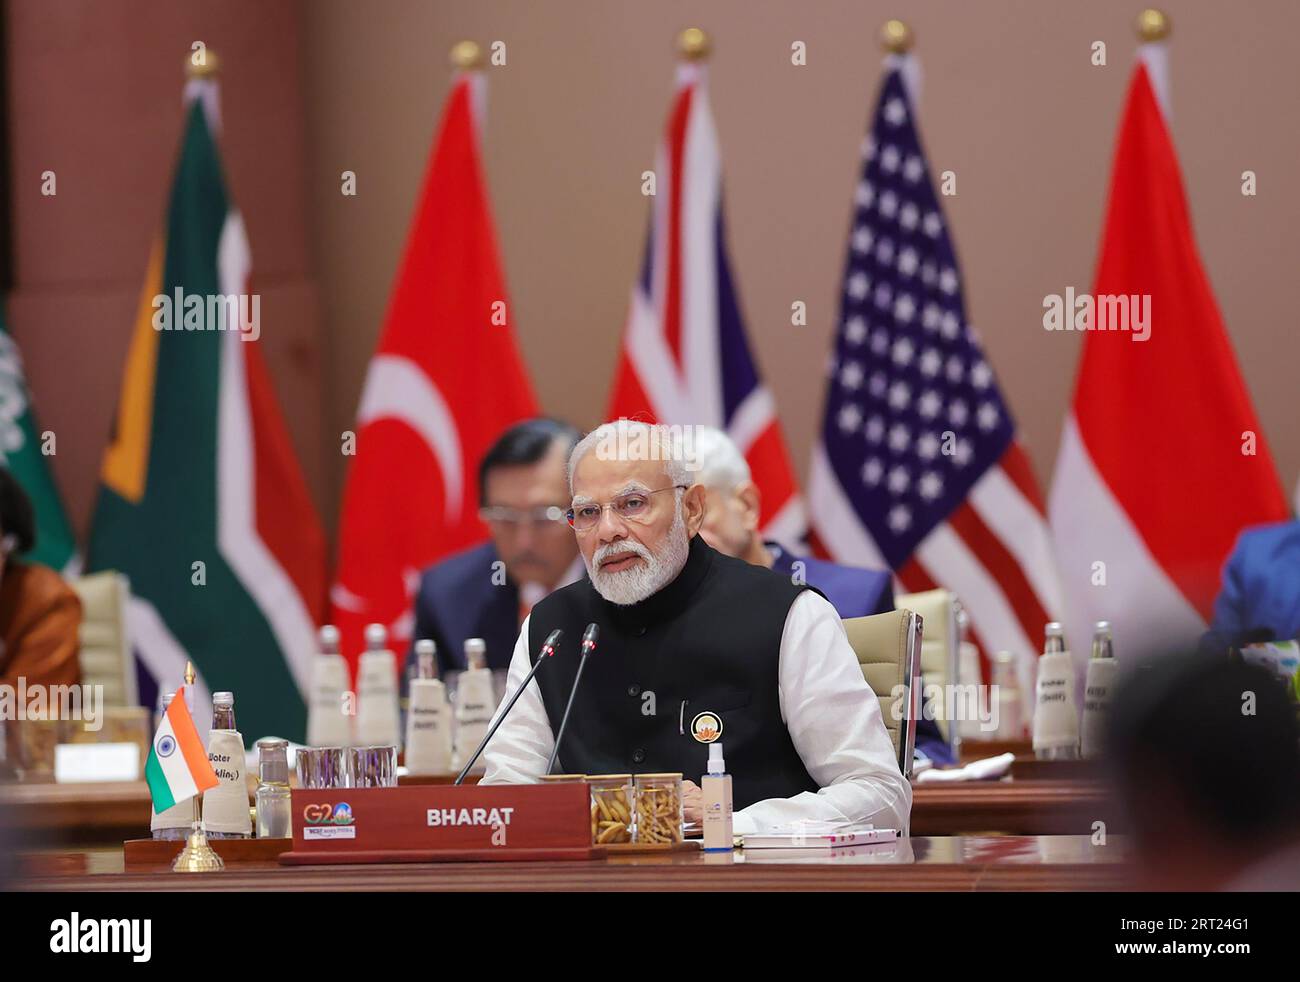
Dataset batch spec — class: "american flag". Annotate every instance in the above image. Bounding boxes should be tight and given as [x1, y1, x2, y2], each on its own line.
[607, 60, 805, 543]
[808, 60, 1060, 692]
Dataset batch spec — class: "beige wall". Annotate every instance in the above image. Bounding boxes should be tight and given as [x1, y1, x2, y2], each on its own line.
[7, 0, 323, 541]
[8, 1, 1300, 558]
[305, 0, 1300, 534]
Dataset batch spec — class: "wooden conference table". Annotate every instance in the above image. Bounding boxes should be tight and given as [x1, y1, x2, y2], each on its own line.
[2, 770, 1120, 844]
[14, 834, 1129, 891]
[4, 749, 1129, 889]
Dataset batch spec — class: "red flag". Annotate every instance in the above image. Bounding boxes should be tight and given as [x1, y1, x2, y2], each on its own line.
[1050, 51, 1288, 661]
[330, 71, 538, 671]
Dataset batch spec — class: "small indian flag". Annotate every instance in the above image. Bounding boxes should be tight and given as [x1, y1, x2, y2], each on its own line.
[145, 691, 219, 812]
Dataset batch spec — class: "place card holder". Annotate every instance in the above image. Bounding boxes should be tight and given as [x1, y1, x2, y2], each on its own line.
[279, 781, 596, 864]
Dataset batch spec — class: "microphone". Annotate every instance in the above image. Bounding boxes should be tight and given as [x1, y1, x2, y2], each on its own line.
[545, 623, 599, 775]
[454, 628, 562, 785]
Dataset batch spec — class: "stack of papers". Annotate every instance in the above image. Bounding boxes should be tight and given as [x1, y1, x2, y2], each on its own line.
[742, 822, 899, 849]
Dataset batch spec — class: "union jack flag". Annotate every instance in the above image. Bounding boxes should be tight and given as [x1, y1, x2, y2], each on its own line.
[607, 60, 805, 543]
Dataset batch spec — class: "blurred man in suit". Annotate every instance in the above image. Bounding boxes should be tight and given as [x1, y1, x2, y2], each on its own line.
[688, 426, 893, 617]
[1109, 651, 1300, 890]
[0, 468, 81, 689]
[1210, 520, 1300, 648]
[409, 418, 583, 675]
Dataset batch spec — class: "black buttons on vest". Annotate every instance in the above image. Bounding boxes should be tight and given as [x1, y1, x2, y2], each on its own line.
[632, 748, 646, 764]
[627, 684, 641, 697]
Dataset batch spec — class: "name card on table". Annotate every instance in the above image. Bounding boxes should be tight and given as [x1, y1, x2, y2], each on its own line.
[279, 782, 596, 865]
[54, 742, 141, 783]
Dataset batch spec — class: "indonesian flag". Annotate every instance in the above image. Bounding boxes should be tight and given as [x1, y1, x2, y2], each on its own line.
[1049, 43, 1289, 664]
[88, 73, 327, 743]
[145, 686, 218, 813]
[330, 68, 538, 671]
[606, 59, 805, 543]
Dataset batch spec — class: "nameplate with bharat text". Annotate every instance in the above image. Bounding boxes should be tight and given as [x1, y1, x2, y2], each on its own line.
[279, 783, 596, 864]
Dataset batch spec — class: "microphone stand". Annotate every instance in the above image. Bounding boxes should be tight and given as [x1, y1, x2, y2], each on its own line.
[454, 629, 561, 785]
[546, 624, 599, 775]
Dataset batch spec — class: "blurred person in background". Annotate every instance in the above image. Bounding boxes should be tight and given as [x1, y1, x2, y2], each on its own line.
[1108, 650, 1300, 890]
[409, 418, 583, 675]
[0, 468, 81, 689]
[1208, 519, 1300, 650]
[689, 426, 893, 617]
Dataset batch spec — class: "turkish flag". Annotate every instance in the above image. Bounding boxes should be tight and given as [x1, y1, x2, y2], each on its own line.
[331, 71, 538, 672]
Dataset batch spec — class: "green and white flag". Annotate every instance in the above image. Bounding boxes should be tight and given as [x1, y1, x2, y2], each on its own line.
[0, 311, 77, 571]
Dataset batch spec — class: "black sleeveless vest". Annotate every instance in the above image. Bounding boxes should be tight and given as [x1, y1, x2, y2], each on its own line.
[527, 535, 819, 810]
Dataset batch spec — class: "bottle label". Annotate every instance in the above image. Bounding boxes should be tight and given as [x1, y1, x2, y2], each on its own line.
[202, 729, 252, 834]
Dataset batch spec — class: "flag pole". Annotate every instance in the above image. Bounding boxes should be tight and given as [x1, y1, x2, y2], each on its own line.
[449, 39, 484, 70]
[1135, 7, 1171, 42]
[879, 18, 913, 54]
[677, 26, 711, 60]
[880, 18, 921, 104]
[170, 596, 224, 866]
[1135, 8, 1172, 120]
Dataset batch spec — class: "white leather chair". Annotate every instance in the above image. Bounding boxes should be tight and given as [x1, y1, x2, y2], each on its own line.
[842, 609, 922, 777]
[898, 588, 963, 758]
[71, 571, 137, 707]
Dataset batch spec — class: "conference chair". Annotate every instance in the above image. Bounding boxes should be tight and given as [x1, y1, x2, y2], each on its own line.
[72, 571, 136, 708]
[842, 609, 922, 778]
[896, 589, 963, 759]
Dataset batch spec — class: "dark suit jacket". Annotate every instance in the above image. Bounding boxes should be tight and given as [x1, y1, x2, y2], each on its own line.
[766, 543, 894, 617]
[1211, 520, 1300, 644]
[410, 542, 520, 676]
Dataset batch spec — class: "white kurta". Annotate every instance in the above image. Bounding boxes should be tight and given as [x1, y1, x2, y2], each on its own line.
[480, 590, 912, 835]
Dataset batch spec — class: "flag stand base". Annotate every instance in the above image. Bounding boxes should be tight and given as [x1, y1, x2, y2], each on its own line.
[173, 827, 225, 873]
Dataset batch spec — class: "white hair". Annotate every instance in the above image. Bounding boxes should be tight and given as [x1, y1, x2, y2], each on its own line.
[688, 425, 751, 491]
[568, 419, 692, 494]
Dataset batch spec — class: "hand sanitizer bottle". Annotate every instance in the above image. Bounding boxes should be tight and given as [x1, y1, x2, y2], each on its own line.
[356, 622, 400, 749]
[452, 638, 494, 773]
[307, 624, 351, 747]
[404, 640, 453, 775]
[701, 742, 734, 851]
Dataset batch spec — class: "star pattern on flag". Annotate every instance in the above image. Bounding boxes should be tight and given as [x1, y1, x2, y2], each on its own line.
[821, 70, 1015, 566]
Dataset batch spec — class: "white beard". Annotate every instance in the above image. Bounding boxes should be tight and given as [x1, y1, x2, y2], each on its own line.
[586, 507, 690, 606]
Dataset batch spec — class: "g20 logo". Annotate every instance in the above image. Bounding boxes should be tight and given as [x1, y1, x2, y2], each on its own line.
[302, 802, 354, 825]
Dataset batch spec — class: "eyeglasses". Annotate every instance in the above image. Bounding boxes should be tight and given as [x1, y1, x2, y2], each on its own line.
[565, 486, 688, 532]
[478, 505, 568, 529]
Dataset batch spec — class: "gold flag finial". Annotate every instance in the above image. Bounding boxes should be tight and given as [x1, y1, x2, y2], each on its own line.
[449, 40, 485, 70]
[677, 27, 712, 61]
[186, 49, 221, 80]
[184, 661, 196, 687]
[880, 20, 914, 54]
[1135, 9, 1171, 43]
